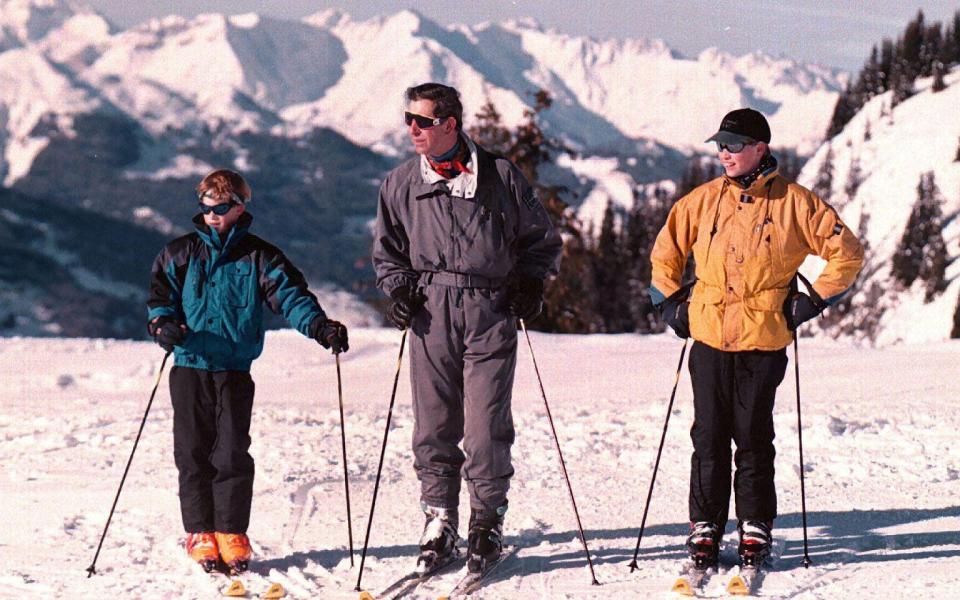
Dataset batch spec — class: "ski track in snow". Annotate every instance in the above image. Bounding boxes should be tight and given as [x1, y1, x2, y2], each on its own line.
[1, 331, 959, 599]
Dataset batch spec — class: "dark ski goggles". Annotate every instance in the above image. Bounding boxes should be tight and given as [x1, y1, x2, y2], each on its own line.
[197, 201, 238, 216]
[716, 140, 757, 154]
[404, 111, 445, 128]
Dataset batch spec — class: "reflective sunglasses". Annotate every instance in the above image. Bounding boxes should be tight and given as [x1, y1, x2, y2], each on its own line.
[197, 201, 238, 216]
[716, 140, 757, 154]
[404, 111, 445, 128]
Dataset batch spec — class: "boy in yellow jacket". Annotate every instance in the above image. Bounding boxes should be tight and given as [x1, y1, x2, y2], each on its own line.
[650, 108, 864, 568]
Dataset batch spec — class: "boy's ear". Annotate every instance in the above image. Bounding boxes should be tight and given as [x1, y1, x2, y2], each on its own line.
[236, 203, 246, 215]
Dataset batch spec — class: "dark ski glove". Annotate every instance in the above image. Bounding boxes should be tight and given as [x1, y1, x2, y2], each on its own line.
[311, 317, 349, 354]
[783, 292, 823, 331]
[660, 298, 690, 339]
[148, 316, 187, 352]
[386, 285, 426, 330]
[506, 276, 545, 321]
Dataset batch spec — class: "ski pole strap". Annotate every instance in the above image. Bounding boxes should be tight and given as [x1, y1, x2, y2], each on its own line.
[794, 272, 825, 309]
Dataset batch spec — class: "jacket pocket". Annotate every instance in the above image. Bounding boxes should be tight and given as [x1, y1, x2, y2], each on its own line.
[225, 261, 252, 307]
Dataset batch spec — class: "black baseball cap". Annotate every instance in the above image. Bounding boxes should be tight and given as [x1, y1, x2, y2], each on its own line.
[705, 108, 771, 145]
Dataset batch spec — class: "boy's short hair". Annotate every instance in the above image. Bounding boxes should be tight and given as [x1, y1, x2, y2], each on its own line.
[405, 83, 463, 130]
[197, 169, 252, 203]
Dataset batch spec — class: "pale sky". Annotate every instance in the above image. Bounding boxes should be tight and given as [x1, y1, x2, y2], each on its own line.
[85, 1, 960, 72]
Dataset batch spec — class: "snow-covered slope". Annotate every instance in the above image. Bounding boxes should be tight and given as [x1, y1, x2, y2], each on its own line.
[2, 333, 959, 598]
[798, 68, 960, 345]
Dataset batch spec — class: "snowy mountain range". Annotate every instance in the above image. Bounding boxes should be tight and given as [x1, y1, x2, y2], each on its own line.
[0, 0, 851, 339]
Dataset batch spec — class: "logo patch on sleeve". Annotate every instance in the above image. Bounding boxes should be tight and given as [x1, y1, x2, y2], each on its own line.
[832, 223, 843, 236]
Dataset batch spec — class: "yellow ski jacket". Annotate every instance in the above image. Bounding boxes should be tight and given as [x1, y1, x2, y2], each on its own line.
[651, 168, 864, 352]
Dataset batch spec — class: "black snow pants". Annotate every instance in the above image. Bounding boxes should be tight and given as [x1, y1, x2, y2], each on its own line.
[687, 341, 788, 530]
[170, 366, 255, 533]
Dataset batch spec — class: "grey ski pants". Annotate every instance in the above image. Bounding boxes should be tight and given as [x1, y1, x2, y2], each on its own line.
[409, 280, 517, 512]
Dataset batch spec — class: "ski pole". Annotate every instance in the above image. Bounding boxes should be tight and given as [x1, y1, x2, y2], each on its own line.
[520, 319, 600, 586]
[335, 352, 355, 567]
[355, 329, 407, 592]
[793, 331, 812, 568]
[628, 337, 688, 571]
[86, 350, 171, 577]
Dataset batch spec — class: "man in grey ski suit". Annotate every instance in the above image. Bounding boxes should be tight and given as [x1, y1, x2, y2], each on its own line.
[372, 82, 561, 574]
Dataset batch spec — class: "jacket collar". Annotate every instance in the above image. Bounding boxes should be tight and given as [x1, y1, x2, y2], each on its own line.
[725, 165, 779, 196]
[193, 211, 252, 251]
[419, 131, 479, 198]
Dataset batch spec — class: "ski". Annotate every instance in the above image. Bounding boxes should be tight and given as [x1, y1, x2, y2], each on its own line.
[358, 548, 464, 600]
[670, 561, 717, 596]
[436, 545, 518, 600]
[199, 561, 286, 599]
[725, 539, 784, 596]
[222, 575, 286, 598]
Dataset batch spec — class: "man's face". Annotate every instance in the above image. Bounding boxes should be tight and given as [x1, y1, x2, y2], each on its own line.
[406, 98, 458, 156]
[717, 141, 766, 178]
[201, 194, 245, 235]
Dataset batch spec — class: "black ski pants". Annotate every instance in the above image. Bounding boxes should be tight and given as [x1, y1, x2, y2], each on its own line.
[170, 366, 255, 533]
[687, 341, 788, 530]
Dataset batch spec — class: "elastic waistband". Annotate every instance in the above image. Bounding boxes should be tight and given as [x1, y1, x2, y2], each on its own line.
[419, 271, 506, 289]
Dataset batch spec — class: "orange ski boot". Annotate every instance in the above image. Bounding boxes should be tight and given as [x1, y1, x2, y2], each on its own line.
[216, 532, 252, 573]
[186, 532, 219, 572]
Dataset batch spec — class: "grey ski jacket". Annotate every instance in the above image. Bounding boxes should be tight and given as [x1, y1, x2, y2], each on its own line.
[373, 140, 562, 295]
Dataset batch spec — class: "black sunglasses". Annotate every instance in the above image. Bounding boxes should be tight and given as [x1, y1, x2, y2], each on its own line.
[716, 140, 757, 154]
[197, 201, 238, 216]
[404, 111, 445, 128]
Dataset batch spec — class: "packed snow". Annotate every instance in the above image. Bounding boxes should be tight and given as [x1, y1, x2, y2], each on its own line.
[2, 331, 958, 598]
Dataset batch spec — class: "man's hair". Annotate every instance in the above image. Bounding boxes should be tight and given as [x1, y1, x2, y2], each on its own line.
[197, 169, 252, 203]
[405, 83, 463, 130]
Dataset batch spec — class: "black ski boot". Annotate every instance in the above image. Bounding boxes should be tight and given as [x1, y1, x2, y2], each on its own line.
[737, 520, 773, 567]
[466, 505, 506, 575]
[686, 521, 721, 569]
[416, 503, 459, 575]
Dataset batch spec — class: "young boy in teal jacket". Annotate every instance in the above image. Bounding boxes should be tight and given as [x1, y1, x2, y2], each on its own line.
[147, 169, 348, 572]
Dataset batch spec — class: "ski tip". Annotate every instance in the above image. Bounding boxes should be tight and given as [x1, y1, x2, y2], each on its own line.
[727, 575, 749, 596]
[358, 592, 376, 600]
[224, 579, 246, 597]
[437, 596, 450, 600]
[671, 577, 695, 596]
[261, 582, 286, 599]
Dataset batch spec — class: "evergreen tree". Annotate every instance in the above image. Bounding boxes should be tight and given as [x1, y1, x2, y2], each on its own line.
[902, 11, 925, 79]
[844, 156, 863, 201]
[952, 11, 960, 64]
[624, 187, 670, 333]
[891, 171, 947, 299]
[812, 147, 834, 201]
[951, 290, 960, 338]
[932, 60, 947, 92]
[593, 201, 630, 332]
[863, 118, 872, 141]
[919, 22, 942, 78]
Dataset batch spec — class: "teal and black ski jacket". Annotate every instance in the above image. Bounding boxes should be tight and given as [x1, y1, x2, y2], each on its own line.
[147, 212, 325, 371]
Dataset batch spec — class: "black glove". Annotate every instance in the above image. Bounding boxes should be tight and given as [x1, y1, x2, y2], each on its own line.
[506, 276, 544, 321]
[310, 317, 349, 354]
[783, 292, 823, 331]
[386, 285, 425, 330]
[148, 316, 187, 352]
[660, 298, 690, 339]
